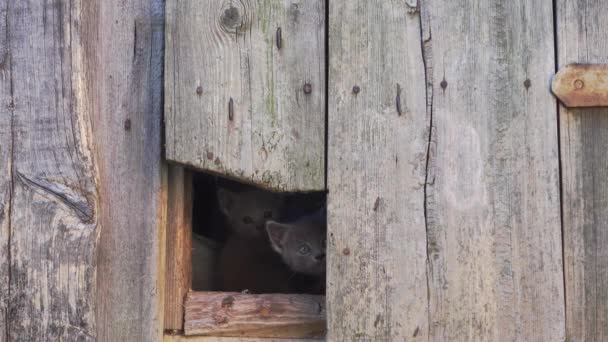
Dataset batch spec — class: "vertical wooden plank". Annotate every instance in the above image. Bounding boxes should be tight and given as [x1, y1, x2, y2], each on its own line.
[5, 0, 98, 339]
[93, 0, 166, 341]
[422, 0, 565, 340]
[165, 0, 325, 192]
[327, 1, 429, 340]
[165, 167, 193, 331]
[557, 1, 608, 341]
[0, 2, 11, 340]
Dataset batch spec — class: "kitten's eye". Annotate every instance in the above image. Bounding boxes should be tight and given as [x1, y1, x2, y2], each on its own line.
[298, 244, 311, 255]
[263, 211, 273, 219]
[242, 216, 253, 224]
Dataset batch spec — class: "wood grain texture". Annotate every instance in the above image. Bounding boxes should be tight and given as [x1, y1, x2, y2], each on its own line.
[0, 1, 12, 340]
[4, 0, 99, 339]
[165, 167, 193, 331]
[422, 0, 565, 340]
[185, 292, 325, 338]
[327, 1, 430, 340]
[557, 1, 608, 341]
[165, 0, 325, 191]
[92, 0, 166, 341]
[165, 333, 324, 342]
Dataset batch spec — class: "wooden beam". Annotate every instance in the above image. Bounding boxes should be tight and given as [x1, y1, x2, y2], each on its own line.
[327, 1, 430, 340]
[3, 1, 99, 339]
[92, 0, 166, 341]
[184, 292, 325, 338]
[165, 167, 193, 331]
[165, 0, 326, 192]
[556, 0, 608, 340]
[423, 0, 564, 340]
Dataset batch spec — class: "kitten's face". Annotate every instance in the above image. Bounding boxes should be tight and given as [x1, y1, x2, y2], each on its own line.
[218, 187, 282, 237]
[266, 210, 326, 276]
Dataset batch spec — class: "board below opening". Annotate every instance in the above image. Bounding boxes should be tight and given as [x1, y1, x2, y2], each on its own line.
[184, 292, 326, 339]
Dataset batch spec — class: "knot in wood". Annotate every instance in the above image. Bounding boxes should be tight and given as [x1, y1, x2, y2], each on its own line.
[220, 6, 242, 32]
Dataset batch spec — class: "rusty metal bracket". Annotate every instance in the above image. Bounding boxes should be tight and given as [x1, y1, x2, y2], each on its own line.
[552, 64, 608, 108]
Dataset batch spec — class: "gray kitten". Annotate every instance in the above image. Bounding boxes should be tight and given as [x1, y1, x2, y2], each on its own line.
[217, 187, 283, 238]
[265, 209, 326, 277]
[218, 208, 326, 294]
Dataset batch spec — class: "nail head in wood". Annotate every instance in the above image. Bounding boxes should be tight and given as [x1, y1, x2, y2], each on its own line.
[552, 64, 608, 107]
[276, 27, 282, 50]
[228, 98, 234, 121]
[303, 83, 312, 94]
[196, 86, 203, 95]
[352, 85, 360, 94]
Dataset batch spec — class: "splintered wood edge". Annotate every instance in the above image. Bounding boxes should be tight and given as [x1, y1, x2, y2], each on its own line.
[552, 64, 608, 108]
[184, 292, 326, 338]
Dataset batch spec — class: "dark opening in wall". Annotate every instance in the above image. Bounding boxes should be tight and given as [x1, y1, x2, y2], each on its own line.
[190, 171, 327, 295]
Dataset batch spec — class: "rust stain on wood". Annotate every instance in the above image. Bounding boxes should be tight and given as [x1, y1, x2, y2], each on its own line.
[552, 64, 608, 107]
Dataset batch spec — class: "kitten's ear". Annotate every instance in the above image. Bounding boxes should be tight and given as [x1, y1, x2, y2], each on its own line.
[217, 188, 235, 215]
[266, 221, 291, 254]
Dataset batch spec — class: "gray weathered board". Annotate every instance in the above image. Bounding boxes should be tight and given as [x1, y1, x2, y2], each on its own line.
[2, 1, 98, 340]
[93, 1, 167, 341]
[165, 0, 325, 191]
[0, 1, 11, 339]
[422, 0, 565, 340]
[327, 0, 430, 340]
[557, 0, 608, 340]
[0, 0, 166, 341]
[328, 0, 566, 341]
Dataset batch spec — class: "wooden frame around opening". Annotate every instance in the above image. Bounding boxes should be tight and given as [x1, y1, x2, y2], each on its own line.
[163, 167, 327, 339]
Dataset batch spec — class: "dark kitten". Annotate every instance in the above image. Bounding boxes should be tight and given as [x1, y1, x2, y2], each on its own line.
[217, 235, 293, 293]
[217, 187, 283, 238]
[265, 208, 326, 277]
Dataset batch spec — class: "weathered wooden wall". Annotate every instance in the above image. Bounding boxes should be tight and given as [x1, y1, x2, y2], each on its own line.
[91, 0, 166, 341]
[327, 0, 430, 340]
[0, 1, 11, 340]
[327, 0, 567, 340]
[0, 0, 166, 341]
[165, 0, 326, 192]
[557, 1, 608, 340]
[422, 0, 565, 340]
[1, 1, 99, 340]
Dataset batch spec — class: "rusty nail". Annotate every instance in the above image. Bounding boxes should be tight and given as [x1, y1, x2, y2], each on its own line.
[206, 151, 214, 160]
[343, 247, 350, 256]
[440, 79, 448, 90]
[396, 83, 402, 116]
[573, 79, 584, 90]
[303, 83, 312, 94]
[276, 27, 282, 50]
[124, 119, 131, 131]
[228, 98, 234, 121]
[352, 85, 360, 94]
[524, 79, 531, 89]
[196, 86, 203, 95]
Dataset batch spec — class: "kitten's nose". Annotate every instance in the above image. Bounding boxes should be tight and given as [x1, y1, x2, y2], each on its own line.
[314, 253, 325, 261]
